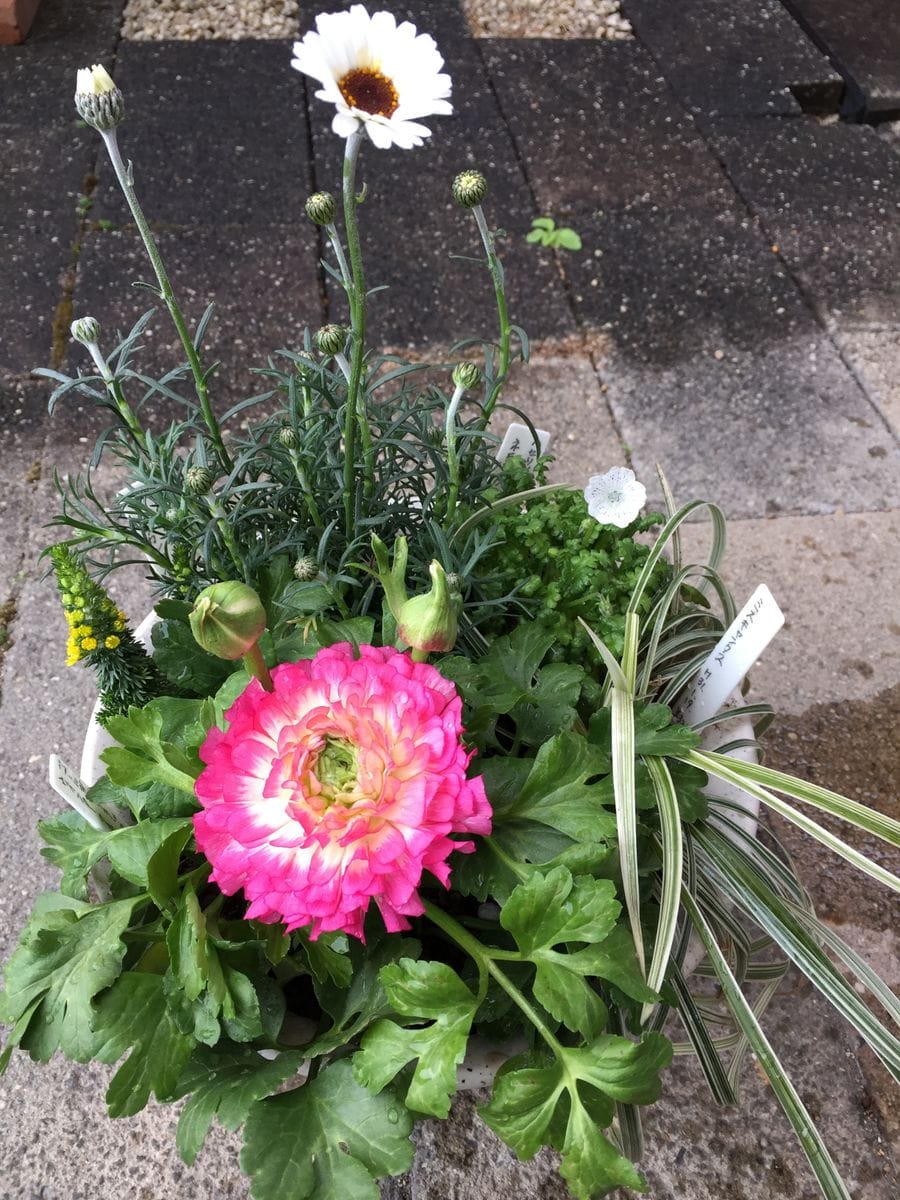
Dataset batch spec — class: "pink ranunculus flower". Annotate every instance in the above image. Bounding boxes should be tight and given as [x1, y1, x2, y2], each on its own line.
[193, 643, 491, 940]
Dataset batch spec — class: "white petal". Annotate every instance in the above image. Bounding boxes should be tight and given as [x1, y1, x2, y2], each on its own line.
[332, 110, 362, 138]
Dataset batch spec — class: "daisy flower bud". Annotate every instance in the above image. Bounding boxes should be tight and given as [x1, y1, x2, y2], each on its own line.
[278, 425, 300, 449]
[452, 169, 488, 209]
[293, 556, 319, 581]
[452, 360, 481, 391]
[74, 64, 125, 131]
[189, 581, 267, 661]
[70, 316, 101, 347]
[315, 323, 348, 357]
[184, 465, 215, 495]
[305, 191, 337, 225]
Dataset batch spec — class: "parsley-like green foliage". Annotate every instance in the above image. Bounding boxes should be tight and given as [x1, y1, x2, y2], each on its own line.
[240, 1059, 413, 1200]
[477, 457, 668, 661]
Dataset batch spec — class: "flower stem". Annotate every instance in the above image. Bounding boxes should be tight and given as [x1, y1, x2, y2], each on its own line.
[86, 341, 147, 450]
[472, 204, 512, 425]
[422, 899, 566, 1059]
[325, 222, 352, 290]
[242, 641, 274, 691]
[341, 129, 375, 536]
[206, 497, 246, 578]
[100, 129, 232, 473]
[444, 382, 465, 524]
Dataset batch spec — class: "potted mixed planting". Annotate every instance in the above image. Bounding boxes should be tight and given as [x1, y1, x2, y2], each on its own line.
[2, 9, 897, 1200]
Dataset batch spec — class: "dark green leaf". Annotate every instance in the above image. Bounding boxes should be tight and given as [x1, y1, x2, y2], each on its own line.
[240, 1059, 413, 1200]
[354, 959, 478, 1117]
[173, 1043, 303, 1166]
[2, 896, 139, 1063]
[93, 971, 195, 1117]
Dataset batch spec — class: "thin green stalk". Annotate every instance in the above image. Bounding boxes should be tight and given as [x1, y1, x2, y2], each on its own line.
[288, 450, 324, 530]
[444, 382, 465, 523]
[243, 641, 273, 692]
[85, 341, 147, 449]
[472, 203, 512, 423]
[341, 129, 375, 524]
[206, 497, 246, 578]
[422, 899, 566, 1058]
[325, 221, 352, 289]
[100, 129, 232, 472]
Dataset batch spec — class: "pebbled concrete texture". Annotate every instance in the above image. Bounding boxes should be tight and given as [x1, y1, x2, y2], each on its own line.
[623, 0, 842, 119]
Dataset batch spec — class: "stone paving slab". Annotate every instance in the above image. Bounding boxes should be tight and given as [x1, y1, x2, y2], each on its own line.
[679, 509, 900, 715]
[784, 0, 900, 114]
[598, 330, 898, 519]
[72, 223, 323, 407]
[835, 327, 900, 435]
[93, 40, 312, 230]
[706, 118, 900, 331]
[623, 0, 842, 119]
[0, 380, 45, 601]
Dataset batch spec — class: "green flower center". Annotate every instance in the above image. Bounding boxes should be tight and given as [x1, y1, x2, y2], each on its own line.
[315, 736, 360, 805]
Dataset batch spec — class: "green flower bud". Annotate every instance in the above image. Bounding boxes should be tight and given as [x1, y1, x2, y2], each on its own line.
[189, 581, 267, 661]
[396, 560, 460, 655]
[315, 324, 348, 357]
[70, 316, 101, 346]
[452, 361, 481, 391]
[75, 64, 125, 131]
[452, 169, 487, 209]
[305, 191, 336, 225]
[278, 424, 299, 449]
[293, 556, 319, 581]
[184, 465, 214, 495]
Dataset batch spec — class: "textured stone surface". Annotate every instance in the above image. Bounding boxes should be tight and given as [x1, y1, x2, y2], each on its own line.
[680, 509, 900, 716]
[624, 0, 841, 118]
[598, 331, 898, 519]
[707, 120, 900, 331]
[835, 327, 900, 435]
[784, 0, 900, 112]
[72, 224, 323, 407]
[493, 349, 624, 483]
[93, 40, 312, 229]
[0, 381, 46, 601]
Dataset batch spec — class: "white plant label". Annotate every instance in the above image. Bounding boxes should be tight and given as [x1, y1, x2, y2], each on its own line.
[681, 584, 785, 726]
[496, 422, 551, 469]
[49, 754, 131, 830]
[49, 754, 109, 830]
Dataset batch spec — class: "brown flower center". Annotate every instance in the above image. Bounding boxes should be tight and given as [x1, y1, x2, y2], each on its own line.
[338, 67, 399, 118]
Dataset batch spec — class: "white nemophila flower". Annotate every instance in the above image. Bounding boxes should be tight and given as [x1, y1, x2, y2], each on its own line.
[291, 5, 452, 149]
[584, 467, 647, 528]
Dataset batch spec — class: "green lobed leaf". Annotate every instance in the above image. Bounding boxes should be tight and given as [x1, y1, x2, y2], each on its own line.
[1, 896, 139, 1063]
[102, 700, 201, 794]
[93, 971, 196, 1117]
[504, 732, 615, 842]
[172, 1043, 303, 1166]
[353, 959, 479, 1117]
[240, 1059, 413, 1200]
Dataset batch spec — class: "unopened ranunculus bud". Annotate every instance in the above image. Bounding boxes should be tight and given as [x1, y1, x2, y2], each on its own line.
[305, 191, 336, 225]
[278, 425, 299, 449]
[75, 64, 125, 131]
[315, 324, 348, 356]
[184, 465, 215, 495]
[189, 581, 267, 661]
[293, 556, 319, 581]
[70, 316, 101, 346]
[452, 169, 487, 209]
[452, 361, 481, 391]
[396, 561, 460, 655]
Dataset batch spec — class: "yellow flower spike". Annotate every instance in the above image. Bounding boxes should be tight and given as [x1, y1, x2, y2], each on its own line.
[104, 635, 120, 650]
[113, 619, 125, 631]
[74, 596, 86, 607]
[80, 636, 98, 652]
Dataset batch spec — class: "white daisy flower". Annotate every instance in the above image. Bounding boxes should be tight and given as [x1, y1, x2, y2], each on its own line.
[291, 5, 452, 150]
[584, 467, 647, 528]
